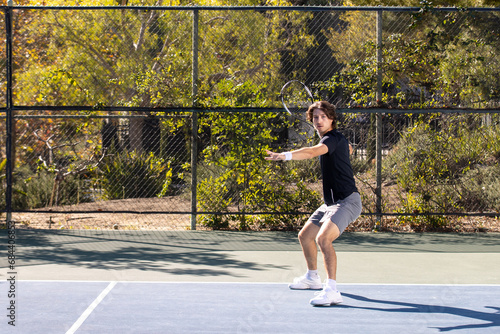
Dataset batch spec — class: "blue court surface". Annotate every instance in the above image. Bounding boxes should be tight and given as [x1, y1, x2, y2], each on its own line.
[1, 281, 499, 333]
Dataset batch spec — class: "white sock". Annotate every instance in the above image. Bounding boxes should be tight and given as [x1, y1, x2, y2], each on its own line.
[327, 279, 337, 291]
[306, 270, 319, 280]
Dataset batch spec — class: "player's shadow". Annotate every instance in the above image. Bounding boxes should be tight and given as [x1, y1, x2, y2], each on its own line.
[339, 293, 500, 332]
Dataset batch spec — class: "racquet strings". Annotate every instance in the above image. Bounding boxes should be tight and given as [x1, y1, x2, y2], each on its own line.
[280, 81, 316, 146]
[280, 80, 314, 115]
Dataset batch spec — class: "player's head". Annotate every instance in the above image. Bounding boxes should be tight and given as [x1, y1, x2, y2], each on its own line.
[306, 101, 337, 130]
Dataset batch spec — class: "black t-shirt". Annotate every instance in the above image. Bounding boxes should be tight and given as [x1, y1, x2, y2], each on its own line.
[319, 130, 358, 206]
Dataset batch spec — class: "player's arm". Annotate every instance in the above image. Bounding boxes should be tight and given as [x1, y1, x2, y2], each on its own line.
[265, 143, 328, 161]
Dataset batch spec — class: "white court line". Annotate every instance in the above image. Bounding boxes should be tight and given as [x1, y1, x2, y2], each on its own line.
[66, 281, 117, 334]
[12, 279, 500, 287]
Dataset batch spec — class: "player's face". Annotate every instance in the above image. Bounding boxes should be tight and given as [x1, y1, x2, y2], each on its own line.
[312, 108, 334, 136]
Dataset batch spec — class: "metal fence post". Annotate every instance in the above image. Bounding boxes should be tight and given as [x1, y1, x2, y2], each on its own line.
[374, 9, 383, 231]
[190, 9, 199, 230]
[4, 3, 13, 224]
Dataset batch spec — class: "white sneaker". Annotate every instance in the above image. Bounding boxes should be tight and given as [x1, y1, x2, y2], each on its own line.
[288, 275, 322, 290]
[309, 285, 343, 306]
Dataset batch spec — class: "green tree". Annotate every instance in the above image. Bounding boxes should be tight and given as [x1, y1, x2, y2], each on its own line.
[319, 6, 500, 108]
[383, 113, 500, 228]
[196, 80, 322, 230]
[344, 0, 500, 6]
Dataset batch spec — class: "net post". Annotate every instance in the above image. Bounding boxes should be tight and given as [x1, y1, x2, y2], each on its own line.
[374, 9, 383, 231]
[190, 9, 199, 230]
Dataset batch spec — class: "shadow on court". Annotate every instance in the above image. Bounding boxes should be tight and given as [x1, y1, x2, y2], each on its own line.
[337, 232, 500, 253]
[8, 229, 500, 253]
[1, 282, 499, 334]
[8, 230, 293, 277]
[340, 293, 500, 332]
[2, 229, 500, 282]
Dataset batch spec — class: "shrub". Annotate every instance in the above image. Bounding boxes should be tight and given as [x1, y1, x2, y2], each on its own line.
[198, 157, 322, 231]
[100, 151, 172, 199]
[0, 163, 93, 210]
[458, 164, 500, 212]
[197, 175, 234, 230]
[384, 113, 500, 226]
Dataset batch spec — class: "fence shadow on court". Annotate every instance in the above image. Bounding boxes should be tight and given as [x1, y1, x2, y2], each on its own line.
[11, 230, 292, 277]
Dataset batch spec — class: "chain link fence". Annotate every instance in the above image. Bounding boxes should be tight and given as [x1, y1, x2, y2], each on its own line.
[1, 5, 499, 231]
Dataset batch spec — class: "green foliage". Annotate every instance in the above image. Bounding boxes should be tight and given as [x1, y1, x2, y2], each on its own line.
[22, 170, 94, 209]
[7, 4, 500, 231]
[460, 164, 500, 212]
[383, 114, 500, 227]
[100, 151, 173, 199]
[17, 3, 193, 107]
[197, 161, 322, 230]
[195, 79, 322, 230]
[320, 8, 500, 109]
[0, 163, 93, 210]
[197, 174, 234, 229]
[315, 58, 376, 107]
[0, 160, 28, 210]
[345, 0, 500, 7]
[240, 163, 323, 230]
[350, 154, 373, 175]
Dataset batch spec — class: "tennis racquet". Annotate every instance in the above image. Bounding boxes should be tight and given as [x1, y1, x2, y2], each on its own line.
[280, 80, 317, 145]
[280, 80, 314, 115]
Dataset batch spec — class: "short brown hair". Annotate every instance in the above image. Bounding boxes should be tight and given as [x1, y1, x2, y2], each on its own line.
[306, 101, 337, 129]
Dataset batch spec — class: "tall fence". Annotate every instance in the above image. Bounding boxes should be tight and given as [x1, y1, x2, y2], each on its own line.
[1, 5, 499, 231]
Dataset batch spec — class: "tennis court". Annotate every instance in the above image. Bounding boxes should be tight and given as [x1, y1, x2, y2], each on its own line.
[1, 5, 499, 333]
[1, 230, 499, 333]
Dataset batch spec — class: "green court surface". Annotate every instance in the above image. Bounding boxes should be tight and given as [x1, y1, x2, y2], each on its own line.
[2, 230, 499, 284]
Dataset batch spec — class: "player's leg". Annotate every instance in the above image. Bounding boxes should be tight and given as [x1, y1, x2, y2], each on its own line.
[289, 206, 325, 290]
[309, 221, 343, 306]
[298, 220, 321, 271]
[310, 193, 362, 306]
[316, 221, 341, 281]
[317, 193, 361, 280]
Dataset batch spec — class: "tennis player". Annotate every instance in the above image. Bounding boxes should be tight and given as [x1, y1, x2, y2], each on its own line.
[265, 101, 362, 306]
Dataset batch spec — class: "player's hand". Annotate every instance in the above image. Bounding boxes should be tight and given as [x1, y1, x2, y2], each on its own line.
[265, 150, 285, 161]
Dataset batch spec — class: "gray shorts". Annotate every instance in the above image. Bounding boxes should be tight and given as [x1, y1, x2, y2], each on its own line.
[308, 192, 362, 234]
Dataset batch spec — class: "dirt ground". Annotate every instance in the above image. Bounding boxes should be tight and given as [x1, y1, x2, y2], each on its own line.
[7, 196, 500, 233]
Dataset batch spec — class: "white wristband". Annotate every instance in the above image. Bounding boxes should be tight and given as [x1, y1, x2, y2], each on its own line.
[284, 152, 292, 161]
